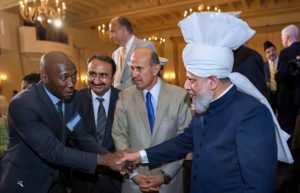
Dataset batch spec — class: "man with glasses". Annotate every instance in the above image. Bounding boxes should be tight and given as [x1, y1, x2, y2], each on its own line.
[71, 54, 122, 193]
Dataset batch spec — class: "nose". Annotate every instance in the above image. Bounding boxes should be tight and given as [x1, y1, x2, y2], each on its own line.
[93, 76, 102, 84]
[131, 68, 139, 78]
[184, 79, 191, 90]
[67, 77, 76, 88]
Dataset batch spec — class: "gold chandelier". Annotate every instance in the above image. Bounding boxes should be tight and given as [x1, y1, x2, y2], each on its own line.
[184, 4, 221, 17]
[19, 0, 66, 27]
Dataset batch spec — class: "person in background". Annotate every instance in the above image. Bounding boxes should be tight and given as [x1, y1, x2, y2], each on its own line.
[109, 16, 156, 90]
[112, 47, 192, 193]
[71, 54, 122, 193]
[276, 24, 300, 193]
[0, 86, 8, 116]
[263, 41, 279, 113]
[0, 111, 8, 155]
[21, 72, 41, 90]
[118, 12, 293, 193]
[0, 51, 125, 193]
[233, 45, 268, 98]
[276, 24, 300, 138]
[11, 90, 18, 98]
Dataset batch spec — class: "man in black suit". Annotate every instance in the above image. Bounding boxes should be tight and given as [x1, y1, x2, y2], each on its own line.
[263, 41, 279, 112]
[276, 24, 300, 193]
[276, 24, 300, 136]
[233, 45, 268, 98]
[0, 51, 124, 193]
[71, 54, 122, 193]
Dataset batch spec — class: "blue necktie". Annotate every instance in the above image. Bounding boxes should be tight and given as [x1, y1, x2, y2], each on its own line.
[146, 92, 155, 133]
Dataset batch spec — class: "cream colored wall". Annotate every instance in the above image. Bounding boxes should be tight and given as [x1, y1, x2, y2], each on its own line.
[0, 11, 24, 100]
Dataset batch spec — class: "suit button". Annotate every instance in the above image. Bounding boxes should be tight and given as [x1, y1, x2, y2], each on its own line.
[195, 153, 199, 158]
[194, 165, 198, 169]
[193, 176, 197, 180]
[199, 142, 203, 147]
[120, 81, 123, 83]
[203, 120, 207, 125]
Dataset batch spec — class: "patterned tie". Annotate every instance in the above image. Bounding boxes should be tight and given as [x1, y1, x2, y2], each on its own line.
[146, 92, 155, 134]
[96, 98, 106, 143]
[119, 46, 126, 71]
[56, 100, 64, 141]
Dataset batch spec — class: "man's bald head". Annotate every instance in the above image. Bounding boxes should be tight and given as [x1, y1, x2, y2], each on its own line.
[40, 51, 77, 100]
[130, 47, 161, 91]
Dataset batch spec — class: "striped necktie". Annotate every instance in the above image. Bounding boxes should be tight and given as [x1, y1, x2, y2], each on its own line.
[96, 98, 106, 143]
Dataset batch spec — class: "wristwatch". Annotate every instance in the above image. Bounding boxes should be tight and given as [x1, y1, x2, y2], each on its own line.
[160, 170, 172, 184]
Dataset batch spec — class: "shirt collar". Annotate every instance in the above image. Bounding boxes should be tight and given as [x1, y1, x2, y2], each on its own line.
[212, 84, 234, 102]
[143, 78, 161, 101]
[91, 88, 111, 102]
[268, 56, 279, 66]
[43, 85, 61, 105]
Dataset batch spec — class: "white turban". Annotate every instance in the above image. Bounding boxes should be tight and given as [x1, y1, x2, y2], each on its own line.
[179, 12, 293, 163]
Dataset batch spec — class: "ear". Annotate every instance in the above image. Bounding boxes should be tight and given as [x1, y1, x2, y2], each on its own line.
[207, 76, 218, 90]
[40, 72, 48, 83]
[153, 64, 161, 76]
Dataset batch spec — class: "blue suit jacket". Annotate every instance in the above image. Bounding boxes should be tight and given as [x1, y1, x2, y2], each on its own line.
[146, 86, 277, 193]
[0, 82, 103, 193]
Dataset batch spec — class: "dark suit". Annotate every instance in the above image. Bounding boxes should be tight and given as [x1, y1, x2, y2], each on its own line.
[71, 87, 122, 193]
[233, 45, 268, 98]
[145, 86, 277, 193]
[0, 82, 104, 193]
[276, 41, 300, 135]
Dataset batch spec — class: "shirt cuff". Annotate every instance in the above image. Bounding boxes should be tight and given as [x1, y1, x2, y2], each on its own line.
[128, 170, 139, 179]
[139, 150, 149, 163]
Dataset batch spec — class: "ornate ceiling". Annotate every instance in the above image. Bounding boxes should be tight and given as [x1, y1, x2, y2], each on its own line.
[1, 0, 300, 33]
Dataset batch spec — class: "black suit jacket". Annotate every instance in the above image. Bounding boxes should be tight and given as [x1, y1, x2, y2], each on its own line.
[264, 61, 271, 83]
[0, 82, 102, 193]
[277, 42, 300, 109]
[75, 87, 120, 151]
[276, 42, 300, 134]
[233, 45, 268, 98]
[71, 87, 121, 193]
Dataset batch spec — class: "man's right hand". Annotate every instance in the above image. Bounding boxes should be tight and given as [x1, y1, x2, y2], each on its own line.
[116, 151, 141, 175]
[97, 151, 124, 171]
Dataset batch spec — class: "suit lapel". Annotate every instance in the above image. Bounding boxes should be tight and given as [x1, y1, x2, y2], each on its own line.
[35, 83, 64, 141]
[133, 89, 152, 136]
[121, 37, 138, 79]
[152, 82, 169, 139]
[81, 88, 97, 135]
[103, 87, 119, 146]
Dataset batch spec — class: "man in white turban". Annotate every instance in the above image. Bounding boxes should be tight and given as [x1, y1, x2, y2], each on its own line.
[117, 12, 293, 193]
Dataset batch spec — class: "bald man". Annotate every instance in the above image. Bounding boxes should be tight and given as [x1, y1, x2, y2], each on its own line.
[0, 51, 124, 193]
[112, 47, 191, 193]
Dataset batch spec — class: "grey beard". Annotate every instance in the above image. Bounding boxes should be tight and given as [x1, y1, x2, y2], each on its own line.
[194, 90, 213, 114]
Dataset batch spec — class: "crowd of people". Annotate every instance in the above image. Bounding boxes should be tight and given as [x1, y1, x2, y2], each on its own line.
[0, 11, 299, 193]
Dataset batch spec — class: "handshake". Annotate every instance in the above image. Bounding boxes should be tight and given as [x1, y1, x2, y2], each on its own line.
[97, 150, 141, 174]
[98, 151, 165, 192]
